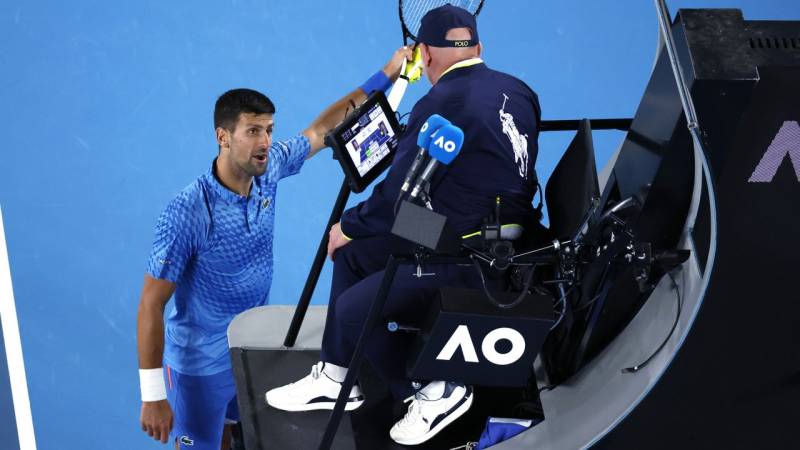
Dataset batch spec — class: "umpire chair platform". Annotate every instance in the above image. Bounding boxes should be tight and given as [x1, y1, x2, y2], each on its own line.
[228, 305, 541, 449]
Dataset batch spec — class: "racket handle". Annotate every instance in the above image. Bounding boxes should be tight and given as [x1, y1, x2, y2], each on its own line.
[387, 77, 408, 111]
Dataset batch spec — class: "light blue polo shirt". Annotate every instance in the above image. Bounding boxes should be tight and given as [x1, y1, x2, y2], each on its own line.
[147, 135, 310, 375]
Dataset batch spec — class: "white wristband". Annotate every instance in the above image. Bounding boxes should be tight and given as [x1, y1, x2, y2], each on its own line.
[139, 368, 167, 402]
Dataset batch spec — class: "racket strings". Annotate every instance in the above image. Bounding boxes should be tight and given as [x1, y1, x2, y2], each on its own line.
[401, 0, 483, 39]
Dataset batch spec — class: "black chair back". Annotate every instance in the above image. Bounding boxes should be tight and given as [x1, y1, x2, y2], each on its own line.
[544, 119, 599, 239]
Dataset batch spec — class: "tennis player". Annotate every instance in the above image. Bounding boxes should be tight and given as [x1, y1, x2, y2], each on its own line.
[136, 47, 413, 450]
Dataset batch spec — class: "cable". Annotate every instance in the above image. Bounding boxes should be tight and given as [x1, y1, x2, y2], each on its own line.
[419, 189, 433, 210]
[461, 243, 493, 264]
[393, 192, 405, 217]
[343, 99, 357, 121]
[514, 241, 566, 259]
[572, 293, 603, 313]
[621, 271, 682, 374]
[393, 189, 433, 217]
[571, 265, 610, 313]
[471, 257, 537, 309]
[538, 383, 556, 393]
[537, 285, 579, 393]
[396, 110, 411, 124]
[549, 284, 575, 331]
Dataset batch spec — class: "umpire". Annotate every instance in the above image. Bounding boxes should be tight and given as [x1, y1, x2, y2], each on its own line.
[267, 5, 544, 446]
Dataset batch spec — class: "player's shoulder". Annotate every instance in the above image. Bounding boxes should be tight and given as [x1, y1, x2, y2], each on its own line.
[162, 174, 213, 224]
[270, 135, 310, 155]
[264, 135, 310, 182]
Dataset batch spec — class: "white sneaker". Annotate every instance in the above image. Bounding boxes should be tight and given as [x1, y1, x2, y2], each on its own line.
[389, 381, 474, 445]
[265, 362, 364, 412]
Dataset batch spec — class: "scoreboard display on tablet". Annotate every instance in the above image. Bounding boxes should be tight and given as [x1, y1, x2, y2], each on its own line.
[326, 91, 401, 193]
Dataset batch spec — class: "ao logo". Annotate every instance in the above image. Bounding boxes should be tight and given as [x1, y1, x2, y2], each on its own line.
[420, 121, 429, 133]
[433, 135, 457, 153]
[436, 325, 526, 366]
[749, 120, 800, 183]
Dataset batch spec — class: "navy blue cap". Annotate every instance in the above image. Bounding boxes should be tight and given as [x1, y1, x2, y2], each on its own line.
[417, 4, 479, 48]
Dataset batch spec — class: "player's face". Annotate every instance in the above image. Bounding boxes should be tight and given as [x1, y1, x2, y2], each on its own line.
[225, 113, 274, 177]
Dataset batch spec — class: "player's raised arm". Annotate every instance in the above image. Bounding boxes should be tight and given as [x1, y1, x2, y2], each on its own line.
[137, 274, 176, 444]
[302, 46, 413, 156]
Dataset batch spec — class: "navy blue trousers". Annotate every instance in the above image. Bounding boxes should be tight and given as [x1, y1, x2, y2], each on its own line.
[320, 235, 487, 399]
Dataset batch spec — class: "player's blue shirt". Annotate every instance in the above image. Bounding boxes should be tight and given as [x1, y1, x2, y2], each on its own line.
[147, 135, 310, 376]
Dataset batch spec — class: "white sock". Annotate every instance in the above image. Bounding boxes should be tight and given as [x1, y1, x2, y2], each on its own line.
[322, 362, 348, 383]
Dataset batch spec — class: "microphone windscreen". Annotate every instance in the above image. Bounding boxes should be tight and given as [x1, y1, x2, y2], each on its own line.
[417, 114, 451, 149]
[427, 124, 464, 165]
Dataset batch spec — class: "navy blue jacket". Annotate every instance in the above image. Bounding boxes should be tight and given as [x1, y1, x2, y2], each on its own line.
[341, 62, 542, 239]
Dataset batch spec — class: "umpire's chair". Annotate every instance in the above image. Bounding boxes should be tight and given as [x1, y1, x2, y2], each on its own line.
[226, 119, 653, 450]
[545, 118, 600, 241]
[401, 117, 599, 384]
[538, 118, 606, 385]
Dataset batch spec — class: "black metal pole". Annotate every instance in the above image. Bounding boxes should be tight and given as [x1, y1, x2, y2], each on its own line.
[283, 179, 351, 347]
[317, 255, 405, 450]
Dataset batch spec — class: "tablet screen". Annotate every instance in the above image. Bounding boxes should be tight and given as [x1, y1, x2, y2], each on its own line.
[340, 102, 396, 177]
[326, 91, 401, 193]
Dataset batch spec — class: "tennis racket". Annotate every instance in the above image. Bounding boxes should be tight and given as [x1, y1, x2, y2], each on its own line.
[399, 0, 484, 45]
[387, 0, 486, 111]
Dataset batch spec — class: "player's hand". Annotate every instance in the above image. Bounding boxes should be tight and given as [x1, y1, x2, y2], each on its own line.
[382, 46, 415, 82]
[327, 222, 351, 261]
[403, 46, 423, 83]
[141, 400, 173, 443]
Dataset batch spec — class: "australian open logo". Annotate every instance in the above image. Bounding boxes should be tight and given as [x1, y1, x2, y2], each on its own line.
[436, 325, 526, 366]
[749, 120, 800, 183]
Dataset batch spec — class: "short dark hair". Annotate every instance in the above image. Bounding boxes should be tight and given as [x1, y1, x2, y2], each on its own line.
[214, 88, 275, 131]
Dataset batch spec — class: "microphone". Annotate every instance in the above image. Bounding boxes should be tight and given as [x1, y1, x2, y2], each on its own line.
[409, 123, 464, 201]
[399, 114, 451, 196]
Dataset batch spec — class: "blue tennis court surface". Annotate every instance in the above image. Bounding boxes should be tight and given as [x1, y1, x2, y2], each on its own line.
[0, 325, 20, 449]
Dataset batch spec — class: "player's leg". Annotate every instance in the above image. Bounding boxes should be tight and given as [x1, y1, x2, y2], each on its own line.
[167, 367, 235, 450]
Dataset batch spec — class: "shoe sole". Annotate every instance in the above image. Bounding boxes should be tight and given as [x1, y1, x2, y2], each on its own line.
[392, 389, 474, 446]
[265, 394, 364, 412]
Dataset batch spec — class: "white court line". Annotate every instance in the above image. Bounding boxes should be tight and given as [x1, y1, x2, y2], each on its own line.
[0, 206, 37, 450]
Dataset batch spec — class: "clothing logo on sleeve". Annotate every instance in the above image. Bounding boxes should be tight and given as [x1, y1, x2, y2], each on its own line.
[179, 435, 194, 446]
[499, 93, 529, 179]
